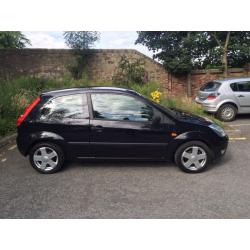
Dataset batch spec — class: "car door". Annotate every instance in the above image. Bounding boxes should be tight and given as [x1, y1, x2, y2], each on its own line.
[37, 93, 90, 158]
[88, 92, 175, 159]
[233, 81, 250, 112]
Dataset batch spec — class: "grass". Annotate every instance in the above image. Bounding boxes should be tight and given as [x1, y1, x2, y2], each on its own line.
[0, 77, 223, 137]
[160, 95, 224, 126]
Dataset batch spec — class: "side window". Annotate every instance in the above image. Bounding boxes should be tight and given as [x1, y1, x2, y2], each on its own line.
[236, 81, 250, 92]
[230, 83, 238, 92]
[91, 93, 154, 122]
[39, 94, 89, 122]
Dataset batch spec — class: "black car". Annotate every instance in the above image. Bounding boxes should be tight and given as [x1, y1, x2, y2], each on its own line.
[16, 87, 228, 174]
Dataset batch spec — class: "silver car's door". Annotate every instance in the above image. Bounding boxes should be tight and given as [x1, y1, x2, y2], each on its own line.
[233, 81, 250, 112]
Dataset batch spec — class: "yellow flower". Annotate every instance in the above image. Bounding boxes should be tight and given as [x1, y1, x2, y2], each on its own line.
[150, 90, 162, 103]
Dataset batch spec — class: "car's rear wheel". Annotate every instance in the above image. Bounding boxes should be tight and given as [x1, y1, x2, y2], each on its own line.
[174, 141, 211, 173]
[216, 104, 237, 122]
[29, 142, 65, 174]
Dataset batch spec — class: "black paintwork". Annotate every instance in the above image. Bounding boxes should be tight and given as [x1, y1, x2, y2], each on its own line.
[16, 87, 228, 161]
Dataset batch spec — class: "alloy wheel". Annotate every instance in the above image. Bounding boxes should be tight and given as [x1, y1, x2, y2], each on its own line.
[221, 107, 234, 120]
[181, 146, 207, 171]
[33, 147, 58, 171]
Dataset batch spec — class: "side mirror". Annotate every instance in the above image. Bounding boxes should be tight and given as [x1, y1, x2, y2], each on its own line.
[152, 116, 161, 126]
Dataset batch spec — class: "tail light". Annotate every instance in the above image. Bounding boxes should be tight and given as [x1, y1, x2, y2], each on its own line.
[16, 97, 41, 127]
[206, 94, 217, 100]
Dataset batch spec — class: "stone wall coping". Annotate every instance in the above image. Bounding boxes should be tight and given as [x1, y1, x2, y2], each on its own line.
[191, 68, 246, 75]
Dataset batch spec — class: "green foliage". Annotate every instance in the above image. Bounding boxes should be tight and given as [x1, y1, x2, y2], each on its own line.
[63, 31, 100, 50]
[67, 50, 95, 80]
[136, 32, 201, 75]
[0, 77, 90, 137]
[136, 31, 250, 75]
[129, 82, 162, 97]
[63, 31, 100, 80]
[0, 32, 31, 48]
[112, 56, 147, 86]
[206, 32, 250, 68]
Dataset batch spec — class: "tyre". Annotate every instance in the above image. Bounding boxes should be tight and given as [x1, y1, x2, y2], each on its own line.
[29, 142, 65, 174]
[174, 141, 211, 173]
[216, 104, 237, 122]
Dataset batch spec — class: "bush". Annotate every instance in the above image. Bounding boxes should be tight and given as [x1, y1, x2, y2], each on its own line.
[112, 56, 147, 86]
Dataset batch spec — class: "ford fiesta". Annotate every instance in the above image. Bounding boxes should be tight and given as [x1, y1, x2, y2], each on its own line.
[16, 87, 228, 174]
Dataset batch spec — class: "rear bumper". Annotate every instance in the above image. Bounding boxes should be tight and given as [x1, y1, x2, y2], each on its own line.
[16, 134, 29, 156]
[195, 97, 218, 113]
[202, 104, 218, 113]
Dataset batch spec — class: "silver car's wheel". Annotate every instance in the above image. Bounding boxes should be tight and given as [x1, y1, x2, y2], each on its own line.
[181, 146, 207, 171]
[217, 104, 237, 122]
[33, 146, 58, 172]
[221, 107, 234, 120]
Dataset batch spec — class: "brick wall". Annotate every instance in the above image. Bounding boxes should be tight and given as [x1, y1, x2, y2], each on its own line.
[168, 68, 250, 97]
[1, 48, 250, 97]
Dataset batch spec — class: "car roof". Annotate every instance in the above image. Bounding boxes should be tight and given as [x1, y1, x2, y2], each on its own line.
[41, 86, 141, 97]
[214, 77, 250, 84]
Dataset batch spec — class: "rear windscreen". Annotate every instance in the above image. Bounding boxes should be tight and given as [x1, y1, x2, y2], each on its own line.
[200, 81, 221, 92]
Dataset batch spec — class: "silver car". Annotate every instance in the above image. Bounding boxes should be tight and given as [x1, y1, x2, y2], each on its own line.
[195, 77, 250, 121]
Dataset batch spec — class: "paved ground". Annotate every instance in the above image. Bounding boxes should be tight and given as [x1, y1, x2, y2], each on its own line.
[1, 115, 250, 219]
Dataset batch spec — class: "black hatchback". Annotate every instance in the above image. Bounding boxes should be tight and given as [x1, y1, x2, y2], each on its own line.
[16, 87, 228, 174]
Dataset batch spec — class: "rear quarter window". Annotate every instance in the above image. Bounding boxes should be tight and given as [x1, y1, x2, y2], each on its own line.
[200, 81, 221, 92]
[230, 83, 238, 91]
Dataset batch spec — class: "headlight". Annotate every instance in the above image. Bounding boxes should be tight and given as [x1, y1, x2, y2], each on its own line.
[209, 123, 226, 137]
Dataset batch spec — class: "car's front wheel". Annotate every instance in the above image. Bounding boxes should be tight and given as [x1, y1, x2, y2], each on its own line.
[174, 141, 211, 173]
[29, 142, 65, 174]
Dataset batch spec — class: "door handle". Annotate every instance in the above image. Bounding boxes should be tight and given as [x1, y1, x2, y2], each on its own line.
[91, 125, 103, 132]
[238, 95, 245, 97]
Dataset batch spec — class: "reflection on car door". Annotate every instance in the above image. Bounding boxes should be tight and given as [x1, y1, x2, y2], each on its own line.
[88, 92, 175, 159]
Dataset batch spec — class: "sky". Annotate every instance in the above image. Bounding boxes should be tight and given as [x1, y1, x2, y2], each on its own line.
[23, 31, 154, 58]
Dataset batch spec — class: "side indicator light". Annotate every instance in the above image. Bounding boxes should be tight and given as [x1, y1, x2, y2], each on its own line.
[171, 132, 177, 137]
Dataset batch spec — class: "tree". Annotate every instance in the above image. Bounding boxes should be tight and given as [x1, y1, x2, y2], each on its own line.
[63, 31, 100, 79]
[63, 31, 100, 50]
[0, 31, 31, 48]
[207, 32, 250, 77]
[135, 31, 206, 75]
[136, 31, 250, 76]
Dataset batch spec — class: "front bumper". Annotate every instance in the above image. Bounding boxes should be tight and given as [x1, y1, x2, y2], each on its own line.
[212, 135, 229, 159]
